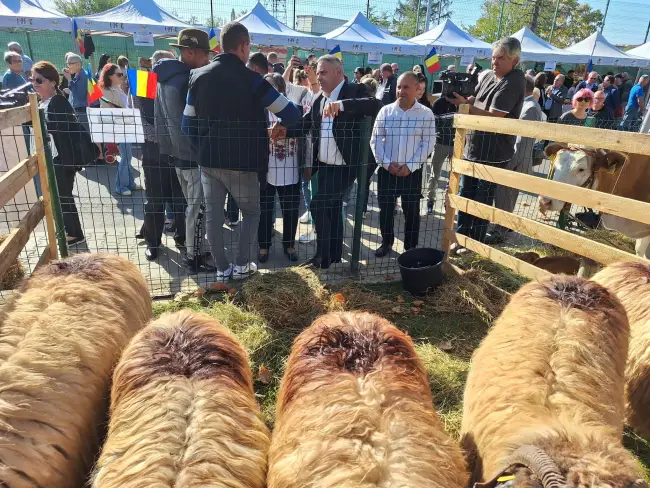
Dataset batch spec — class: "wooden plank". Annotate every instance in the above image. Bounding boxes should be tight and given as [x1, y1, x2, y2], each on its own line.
[0, 105, 31, 132]
[0, 154, 38, 209]
[454, 232, 551, 281]
[453, 114, 650, 156]
[452, 158, 650, 227]
[29, 93, 57, 261]
[34, 246, 51, 272]
[443, 103, 470, 257]
[448, 194, 644, 266]
[0, 200, 45, 279]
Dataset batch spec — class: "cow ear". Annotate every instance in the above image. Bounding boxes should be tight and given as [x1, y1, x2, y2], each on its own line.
[601, 150, 628, 173]
[544, 143, 566, 158]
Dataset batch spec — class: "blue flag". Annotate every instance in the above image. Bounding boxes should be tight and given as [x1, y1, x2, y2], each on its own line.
[586, 59, 593, 74]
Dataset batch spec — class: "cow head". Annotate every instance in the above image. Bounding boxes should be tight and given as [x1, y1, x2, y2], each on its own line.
[538, 143, 628, 213]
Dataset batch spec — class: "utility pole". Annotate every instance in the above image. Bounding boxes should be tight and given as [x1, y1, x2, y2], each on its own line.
[496, 0, 507, 39]
[366, 0, 370, 18]
[209, 0, 214, 28]
[645, 20, 650, 43]
[415, 0, 422, 36]
[600, 0, 611, 33]
[530, 0, 542, 33]
[425, 0, 433, 31]
[548, 0, 561, 43]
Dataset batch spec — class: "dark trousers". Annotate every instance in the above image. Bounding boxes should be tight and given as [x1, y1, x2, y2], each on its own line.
[363, 160, 378, 212]
[456, 161, 507, 242]
[258, 182, 300, 250]
[226, 192, 239, 222]
[378, 167, 422, 250]
[311, 164, 357, 265]
[141, 142, 186, 248]
[53, 162, 83, 239]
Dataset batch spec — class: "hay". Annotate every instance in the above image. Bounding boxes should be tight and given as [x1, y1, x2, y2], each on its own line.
[582, 228, 637, 255]
[0, 234, 24, 291]
[328, 282, 397, 316]
[242, 268, 329, 330]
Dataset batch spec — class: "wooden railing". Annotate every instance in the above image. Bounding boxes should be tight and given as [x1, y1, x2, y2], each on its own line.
[0, 93, 57, 282]
[443, 105, 650, 281]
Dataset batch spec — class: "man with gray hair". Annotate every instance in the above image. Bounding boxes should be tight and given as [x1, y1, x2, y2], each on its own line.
[446, 36, 526, 253]
[2, 51, 25, 89]
[62, 52, 89, 129]
[546, 73, 568, 121]
[151, 50, 175, 64]
[7, 42, 32, 76]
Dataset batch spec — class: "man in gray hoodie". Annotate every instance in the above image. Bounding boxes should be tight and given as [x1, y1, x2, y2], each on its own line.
[154, 29, 211, 272]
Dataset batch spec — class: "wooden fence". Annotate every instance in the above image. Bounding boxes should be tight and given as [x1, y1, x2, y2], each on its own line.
[442, 104, 650, 281]
[0, 93, 57, 282]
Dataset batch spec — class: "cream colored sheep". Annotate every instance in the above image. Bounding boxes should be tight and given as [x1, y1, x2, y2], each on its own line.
[0, 253, 151, 487]
[462, 275, 647, 488]
[92, 310, 270, 488]
[268, 311, 468, 488]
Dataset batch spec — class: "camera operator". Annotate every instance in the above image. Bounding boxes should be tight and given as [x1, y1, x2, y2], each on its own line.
[445, 36, 525, 254]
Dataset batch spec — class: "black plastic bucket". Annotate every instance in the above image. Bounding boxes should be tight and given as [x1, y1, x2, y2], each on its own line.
[397, 248, 446, 296]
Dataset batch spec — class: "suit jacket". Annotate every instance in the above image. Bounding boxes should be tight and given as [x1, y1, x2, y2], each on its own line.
[508, 96, 545, 172]
[548, 85, 568, 120]
[286, 81, 382, 168]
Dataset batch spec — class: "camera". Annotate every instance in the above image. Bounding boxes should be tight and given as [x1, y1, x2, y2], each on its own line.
[440, 65, 481, 99]
[0, 81, 31, 108]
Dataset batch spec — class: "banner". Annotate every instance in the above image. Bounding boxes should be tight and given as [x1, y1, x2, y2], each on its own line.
[133, 32, 154, 47]
[460, 55, 474, 66]
[368, 52, 382, 65]
[543, 60, 557, 71]
[87, 108, 144, 143]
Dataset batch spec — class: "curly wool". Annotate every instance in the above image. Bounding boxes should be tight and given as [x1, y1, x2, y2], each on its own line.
[92, 310, 270, 488]
[0, 253, 151, 488]
[592, 261, 650, 439]
[461, 275, 645, 487]
[269, 311, 468, 488]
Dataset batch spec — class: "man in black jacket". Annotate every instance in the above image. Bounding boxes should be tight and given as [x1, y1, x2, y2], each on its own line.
[273, 55, 382, 269]
[377, 63, 397, 104]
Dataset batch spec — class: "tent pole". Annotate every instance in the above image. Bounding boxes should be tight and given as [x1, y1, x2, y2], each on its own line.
[645, 20, 650, 43]
[548, 0, 561, 43]
[496, 0, 506, 39]
[599, 0, 610, 33]
[293, 0, 296, 29]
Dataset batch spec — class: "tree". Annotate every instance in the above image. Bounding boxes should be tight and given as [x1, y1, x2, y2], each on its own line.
[54, 0, 121, 16]
[466, 0, 603, 48]
[368, 5, 391, 30]
[393, 0, 452, 37]
[187, 15, 199, 25]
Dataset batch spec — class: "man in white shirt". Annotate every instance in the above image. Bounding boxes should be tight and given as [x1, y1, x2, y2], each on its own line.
[371, 72, 436, 257]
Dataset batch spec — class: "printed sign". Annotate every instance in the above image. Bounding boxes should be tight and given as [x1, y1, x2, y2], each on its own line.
[87, 108, 144, 143]
[460, 55, 474, 66]
[133, 32, 154, 47]
[543, 61, 557, 71]
[368, 52, 382, 64]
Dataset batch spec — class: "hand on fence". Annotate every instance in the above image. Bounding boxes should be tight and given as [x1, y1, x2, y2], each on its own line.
[269, 122, 286, 141]
[323, 101, 342, 119]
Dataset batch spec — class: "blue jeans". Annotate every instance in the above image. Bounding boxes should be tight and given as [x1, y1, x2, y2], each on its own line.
[620, 106, 640, 131]
[301, 174, 311, 212]
[116, 143, 135, 193]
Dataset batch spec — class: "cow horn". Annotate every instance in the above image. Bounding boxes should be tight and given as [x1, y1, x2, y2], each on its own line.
[503, 445, 565, 488]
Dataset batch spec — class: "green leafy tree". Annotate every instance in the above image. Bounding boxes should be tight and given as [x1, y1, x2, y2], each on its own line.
[368, 5, 391, 30]
[466, 0, 603, 48]
[393, 0, 452, 37]
[205, 16, 228, 28]
[54, 0, 121, 16]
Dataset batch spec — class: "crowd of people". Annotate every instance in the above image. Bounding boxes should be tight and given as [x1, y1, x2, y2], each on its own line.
[3, 27, 649, 282]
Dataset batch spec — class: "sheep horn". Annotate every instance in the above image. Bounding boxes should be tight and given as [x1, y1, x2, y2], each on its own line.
[503, 445, 566, 488]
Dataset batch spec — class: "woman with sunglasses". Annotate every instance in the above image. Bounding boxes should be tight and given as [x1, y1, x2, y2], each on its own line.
[31, 61, 97, 246]
[99, 63, 142, 196]
[558, 88, 593, 126]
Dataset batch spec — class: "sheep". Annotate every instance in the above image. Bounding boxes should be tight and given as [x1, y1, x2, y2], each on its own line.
[461, 275, 647, 488]
[268, 311, 468, 488]
[592, 261, 650, 439]
[0, 253, 151, 488]
[92, 310, 270, 488]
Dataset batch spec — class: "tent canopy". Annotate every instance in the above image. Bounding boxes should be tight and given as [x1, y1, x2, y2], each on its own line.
[233, 2, 325, 49]
[0, 0, 71, 32]
[511, 27, 587, 64]
[409, 19, 491, 57]
[627, 41, 650, 60]
[74, 0, 193, 36]
[566, 32, 649, 67]
[323, 12, 426, 56]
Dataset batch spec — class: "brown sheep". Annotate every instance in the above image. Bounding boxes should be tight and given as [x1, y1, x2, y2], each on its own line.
[0, 253, 151, 488]
[514, 251, 581, 275]
[592, 261, 650, 439]
[268, 311, 468, 488]
[461, 275, 647, 488]
[92, 310, 270, 488]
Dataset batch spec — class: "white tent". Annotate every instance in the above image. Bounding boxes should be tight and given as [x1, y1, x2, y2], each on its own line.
[0, 0, 71, 32]
[566, 32, 649, 68]
[323, 12, 426, 56]
[74, 0, 193, 36]
[627, 41, 650, 60]
[233, 2, 325, 49]
[409, 19, 491, 57]
[511, 27, 587, 64]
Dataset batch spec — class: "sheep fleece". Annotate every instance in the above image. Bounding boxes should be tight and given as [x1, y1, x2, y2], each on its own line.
[92, 310, 270, 488]
[0, 253, 151, 487]
[268, 311, 468, 488]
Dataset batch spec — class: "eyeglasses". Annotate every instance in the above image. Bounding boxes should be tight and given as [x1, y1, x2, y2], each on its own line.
[576, 97, 592, 102]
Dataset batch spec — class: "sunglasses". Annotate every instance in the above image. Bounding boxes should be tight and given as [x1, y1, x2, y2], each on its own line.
[576, 97, 592, 102]
[30, 76, 46, 85]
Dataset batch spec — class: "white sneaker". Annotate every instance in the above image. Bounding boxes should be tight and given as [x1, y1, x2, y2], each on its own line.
[233, 262, 257, 280]
[299, 211, 311, 224]
[119, 189, 132, 196]
[299, 231, 316, 243]
[215, 263, 233, 283]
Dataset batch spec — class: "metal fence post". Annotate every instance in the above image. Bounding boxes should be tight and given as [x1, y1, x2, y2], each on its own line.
[350, 117, 371, 275]
[38, 108, 68, 258]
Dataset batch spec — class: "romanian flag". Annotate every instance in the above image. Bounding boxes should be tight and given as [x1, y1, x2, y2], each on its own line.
[73, 19, 85, 55]
[424, 46, 440, 74]
[127, 68, 157, 99]
[86, 65, 102, 104]
[209, 27, 220, 53]
[329, 45, 343, 61]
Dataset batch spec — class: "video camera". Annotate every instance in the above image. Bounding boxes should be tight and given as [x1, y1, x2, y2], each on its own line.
[0, 81, 32, 109]
[440, 64, 481, 99]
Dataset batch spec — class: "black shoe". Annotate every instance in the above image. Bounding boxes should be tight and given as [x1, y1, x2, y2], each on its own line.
[284, 248, 298, 262]
[145, 247, 158, 261]
[135, 228, 144, 239]
[259, 250, 269, 263]
[427, 199, 434, 215]
[174, 237, 186, 249]
[301, 256, 330, 269]
[66, 235, 86, 247]
[375, 244, 392, 257]
[182, 254, 215, 273]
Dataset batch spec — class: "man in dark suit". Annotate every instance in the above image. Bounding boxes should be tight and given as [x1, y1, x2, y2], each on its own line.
[273, 54, 381, 268]
[377, 63, 397, 104]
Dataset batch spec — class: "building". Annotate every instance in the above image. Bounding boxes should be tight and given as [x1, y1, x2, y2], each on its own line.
[296, 15, 345, 36]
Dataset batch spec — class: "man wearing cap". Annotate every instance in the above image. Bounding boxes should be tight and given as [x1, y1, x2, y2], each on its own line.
[152, 28, 212, 270]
